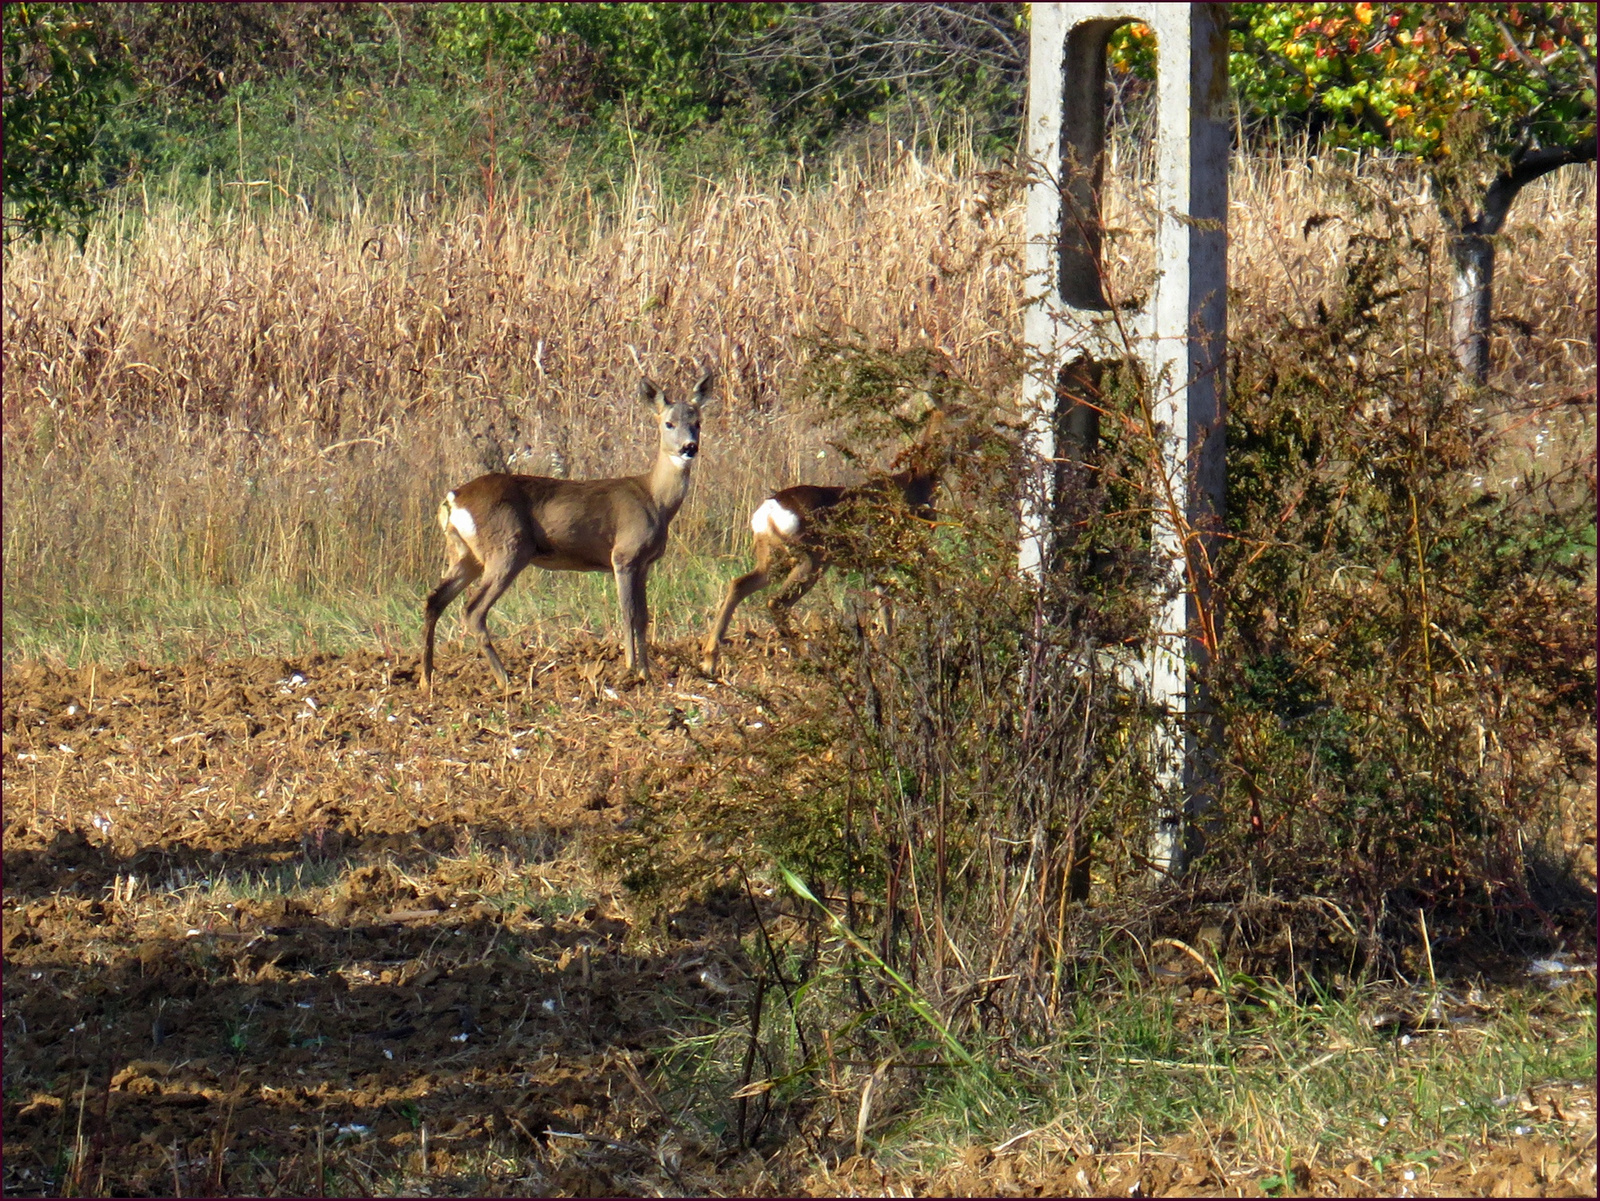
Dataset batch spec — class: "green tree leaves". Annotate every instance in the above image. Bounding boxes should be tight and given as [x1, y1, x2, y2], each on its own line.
[3, 2, 127, 246]
[1227, 3, 1595, 168]
[1112, 4, 1596, 379]
[1105, 4, 1595, 171]
[435, 3, 783, 135]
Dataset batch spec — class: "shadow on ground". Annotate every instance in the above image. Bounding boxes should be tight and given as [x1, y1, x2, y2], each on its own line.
[2, 641, 804, 1196]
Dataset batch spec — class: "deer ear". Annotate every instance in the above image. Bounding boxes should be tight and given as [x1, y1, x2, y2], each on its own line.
[693, 372, 715, 408]
[639, 377, 665, 409]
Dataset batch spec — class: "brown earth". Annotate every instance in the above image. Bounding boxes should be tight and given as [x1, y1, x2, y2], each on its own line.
[3, 638, 1595, 1197]
[2, 635, 812, 1197]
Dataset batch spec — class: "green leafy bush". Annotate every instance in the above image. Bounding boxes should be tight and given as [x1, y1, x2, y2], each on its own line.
[435, 2, 781, 135]
[3, 2, 126, 245]
[1218, 232, 1595, 935]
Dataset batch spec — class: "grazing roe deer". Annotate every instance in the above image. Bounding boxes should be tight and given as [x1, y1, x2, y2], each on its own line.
[700, 411, 946, 676]
[423, 372, 712, 691]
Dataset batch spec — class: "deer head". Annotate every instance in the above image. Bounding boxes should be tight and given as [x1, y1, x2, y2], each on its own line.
[641, 372, 710, 467]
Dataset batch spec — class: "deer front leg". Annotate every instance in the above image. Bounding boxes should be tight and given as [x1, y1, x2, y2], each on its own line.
[631, 567, 652, 679]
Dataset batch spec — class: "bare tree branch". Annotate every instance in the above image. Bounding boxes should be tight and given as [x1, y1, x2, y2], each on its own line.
[727, 2, 1026, 120]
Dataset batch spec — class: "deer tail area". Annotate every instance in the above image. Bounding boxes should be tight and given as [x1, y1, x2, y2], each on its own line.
[438, 490, 480, 538]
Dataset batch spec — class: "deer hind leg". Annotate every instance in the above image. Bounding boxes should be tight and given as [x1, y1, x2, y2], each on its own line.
[421, 542, 483, 692]
[699, 536, 777, 675]
[460, 550, 531, 690]
[767, 550, 825, 641]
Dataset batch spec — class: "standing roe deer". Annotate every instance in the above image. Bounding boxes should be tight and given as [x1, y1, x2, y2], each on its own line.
[700, 411, 945, 676]
[423, 372, 712, 692]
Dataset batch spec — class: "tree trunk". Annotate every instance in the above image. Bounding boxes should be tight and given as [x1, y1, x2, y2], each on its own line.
[1438, 142, 1597, 385]
[1448, 231, 1495, 384]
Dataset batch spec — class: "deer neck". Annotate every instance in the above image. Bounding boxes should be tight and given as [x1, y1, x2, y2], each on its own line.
[646, 446, 694, 515]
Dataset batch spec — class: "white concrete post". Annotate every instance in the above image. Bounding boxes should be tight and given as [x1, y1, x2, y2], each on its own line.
[1020, 3, 1229, 875]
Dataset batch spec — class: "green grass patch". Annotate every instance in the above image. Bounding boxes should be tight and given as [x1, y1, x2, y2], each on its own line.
[481, 884, 593, 924]
[206, 860, 350, 904]
[869, 975, 1596, 1177]
[1, 548, 832, 668]
[651, 934, 1596, 1181]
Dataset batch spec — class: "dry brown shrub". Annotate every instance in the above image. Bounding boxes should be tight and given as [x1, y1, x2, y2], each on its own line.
[603, 154, 1594, 1051]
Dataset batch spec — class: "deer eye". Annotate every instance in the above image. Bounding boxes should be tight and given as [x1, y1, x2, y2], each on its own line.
[665, 421, 676, 430]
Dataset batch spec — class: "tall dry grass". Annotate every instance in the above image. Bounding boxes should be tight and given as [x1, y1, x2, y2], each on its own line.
[2, 149, 1020, 662]
[2, 146, 1593, 664]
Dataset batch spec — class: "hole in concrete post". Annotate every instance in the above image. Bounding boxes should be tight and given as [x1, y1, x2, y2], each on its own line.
[1058, 20, 1119, 310]
[1052, 358, 1152, 600]
[1102, 23, 1158, 315]
[1046, 355, 1105, 578]
[1058, 20, 1157, 314]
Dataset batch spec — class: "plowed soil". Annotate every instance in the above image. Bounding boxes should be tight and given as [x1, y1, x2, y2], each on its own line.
[3, 638, 1595, 1197]
[3, 635, 818, 1197]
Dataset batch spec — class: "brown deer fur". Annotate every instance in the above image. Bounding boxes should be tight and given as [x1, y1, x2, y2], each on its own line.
[423, 373, 711, 691]
[700, 411, 945, 676]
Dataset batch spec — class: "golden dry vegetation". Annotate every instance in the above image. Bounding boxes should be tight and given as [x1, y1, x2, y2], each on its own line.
[3, 149, 1021, 665]
[4, 149, 1589, 664]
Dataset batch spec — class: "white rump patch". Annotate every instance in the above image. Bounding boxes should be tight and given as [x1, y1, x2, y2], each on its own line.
[447, 496, 478, 539]
[751, 498, 800, 538]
